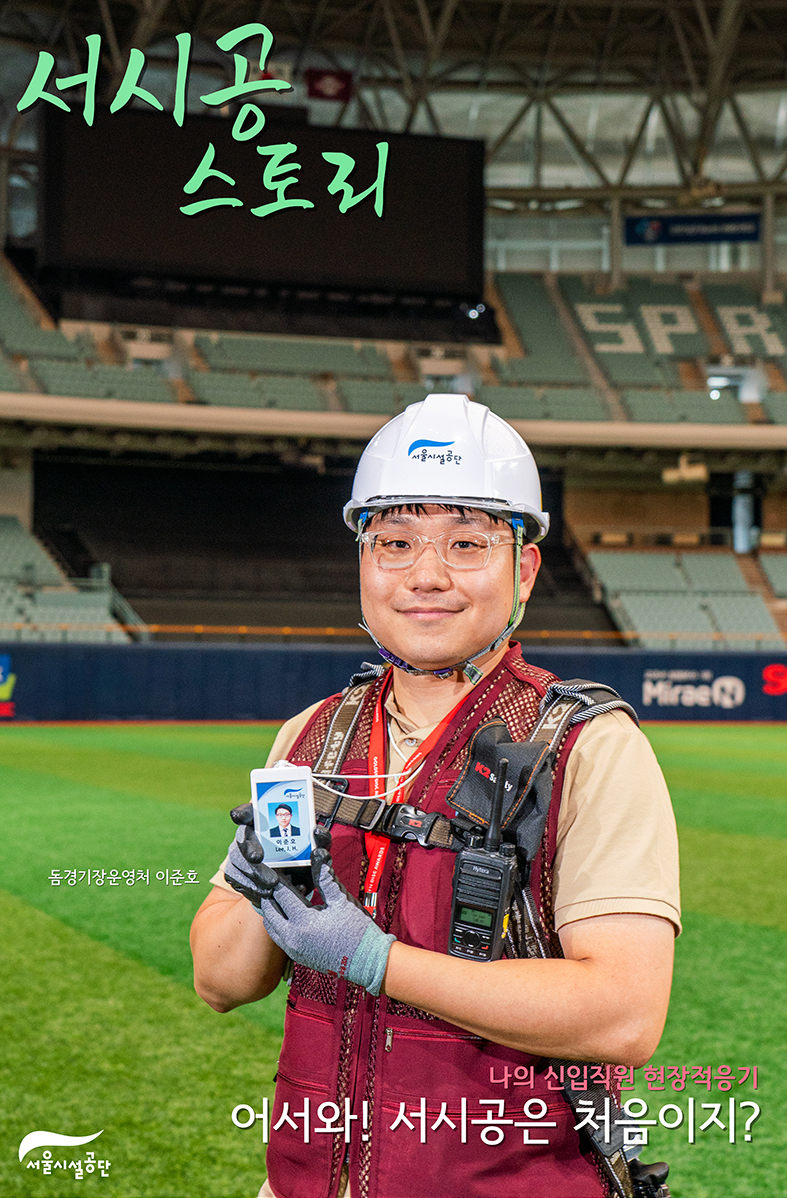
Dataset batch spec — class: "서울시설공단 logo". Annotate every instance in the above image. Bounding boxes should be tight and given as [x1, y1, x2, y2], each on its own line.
[18, 1129, 111, 1180]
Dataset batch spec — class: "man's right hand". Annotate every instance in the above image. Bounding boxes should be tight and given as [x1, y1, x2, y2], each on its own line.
[223, 803, 283, 910]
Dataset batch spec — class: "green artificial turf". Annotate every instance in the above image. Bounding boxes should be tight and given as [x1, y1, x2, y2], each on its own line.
[0, 720, 784, 1197]
[0, 890, 278, 1198]
[638, 722, 787, 1198]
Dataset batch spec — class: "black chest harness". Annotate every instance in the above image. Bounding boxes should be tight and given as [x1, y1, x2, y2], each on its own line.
[303, 669, 670, 1198]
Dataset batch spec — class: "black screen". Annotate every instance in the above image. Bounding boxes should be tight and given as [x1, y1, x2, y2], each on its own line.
[39, 107, 484, 296]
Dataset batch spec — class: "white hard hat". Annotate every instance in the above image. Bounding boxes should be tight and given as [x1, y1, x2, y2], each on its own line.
[343, 394, 549, 540]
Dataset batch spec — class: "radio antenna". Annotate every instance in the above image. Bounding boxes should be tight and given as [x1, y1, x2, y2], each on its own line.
[485, 758, 508, 852]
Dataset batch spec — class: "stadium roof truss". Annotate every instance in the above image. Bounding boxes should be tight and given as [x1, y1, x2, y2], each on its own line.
[3, 0, 787, 288]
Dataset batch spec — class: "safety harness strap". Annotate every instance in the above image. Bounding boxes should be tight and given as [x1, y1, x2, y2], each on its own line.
[312, 781, 463, 851]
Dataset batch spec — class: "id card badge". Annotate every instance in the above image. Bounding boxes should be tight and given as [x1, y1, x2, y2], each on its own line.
[249, 765, 316, 868]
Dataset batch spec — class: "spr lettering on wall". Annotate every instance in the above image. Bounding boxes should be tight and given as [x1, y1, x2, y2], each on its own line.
[574, 302, 786, 357]
[16, 24, 389, 221]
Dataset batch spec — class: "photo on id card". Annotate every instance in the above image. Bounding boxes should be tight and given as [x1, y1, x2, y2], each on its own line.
[250, 766, 316, 866]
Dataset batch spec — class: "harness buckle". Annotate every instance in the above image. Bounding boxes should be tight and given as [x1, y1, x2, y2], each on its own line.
[380, 804, 439, 848]
[352, 798, 387, 832]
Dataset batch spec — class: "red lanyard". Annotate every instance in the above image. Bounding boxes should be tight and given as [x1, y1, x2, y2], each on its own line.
[363, 673, 467, 913]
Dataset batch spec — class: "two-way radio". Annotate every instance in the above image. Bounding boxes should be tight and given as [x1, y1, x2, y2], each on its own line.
[448, 758, 518, 961]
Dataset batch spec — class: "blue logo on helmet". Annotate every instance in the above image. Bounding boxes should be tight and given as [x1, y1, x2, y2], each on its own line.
[408, 439, 455, 455]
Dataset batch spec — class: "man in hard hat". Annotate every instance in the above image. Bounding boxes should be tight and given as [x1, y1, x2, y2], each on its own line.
[191, 394, 679, 1198]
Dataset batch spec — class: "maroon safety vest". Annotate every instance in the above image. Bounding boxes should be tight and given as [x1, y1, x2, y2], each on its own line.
[265, 643, 607, 1198]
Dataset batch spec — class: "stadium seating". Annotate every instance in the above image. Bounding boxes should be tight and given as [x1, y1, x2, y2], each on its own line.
[704, 593, 784, 650]
[26, 590, 129, 643]
[31, 359, 174, 403]
[0, 270, 85, 360]
[542, 388, 608, 420]
[0, 580, 26, 629]
[492, 274, 589, 384]
[673, 389, 744, 423]
[477, 385, 547, 419]
[762, 393, 787, 424]
[588, 551, 689, 593]
[330, 379, 429, 414]
[0, 518, 131, 642]
[258, 375, 325, 410]
[0, 353, 21, 391]
[702, 281, 787, 359]
[0, 516, 65, 585]
[680, 553, 749, 592]
[623, 277, 710, 358]
[622, 387, 744, 423]
[194, 335, 392, 378]
[611, 591, 719, 651]
[588, 548, 785, 649]
[189, 370, 326, 411]
[760, 554, 787, 597]
[188, 372, 265, 407]
[559, 276, 674, 388]
[621, 390, 679, 422]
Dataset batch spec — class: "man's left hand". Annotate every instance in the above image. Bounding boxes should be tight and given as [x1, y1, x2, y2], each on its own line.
[259, 832, 395, 996]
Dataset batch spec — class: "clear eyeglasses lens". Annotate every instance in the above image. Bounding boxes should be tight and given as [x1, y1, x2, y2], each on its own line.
[366, 531, 502, 570]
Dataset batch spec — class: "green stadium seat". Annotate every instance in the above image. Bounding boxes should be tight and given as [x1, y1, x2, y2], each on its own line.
[93, 365, 173, 403]
[705, 594, 784, 651]
[624, 277, 710, 358]
[588, 551, 688, 593]
[560, 276, 703, 390]
[621, 390, 679, 422]
[31, 359, 174, 402]
[613, 591, 719, 651]
[0, 516, 65, 586]
[760, 554, 787, 597]
[679, 553, 749, 592]
[339, 379, 399, 413]
[194, 335, 392, 377]
[542, 387, 608, 420]
[762, 394, 787, 424]
[560, 276, 654, 386]
[189, 372, 264, 407]
[493, 274, 589, 385]
[257, 375, 325, 411]
[0, 353, 21, 390]
[0, 272, 85, 361]
[26, 589, 130, 644]
[476, 385, 546, 420]
[398, 383, 429, 406]
[674, 389, 745, 424]
[31, 359, 107, 397]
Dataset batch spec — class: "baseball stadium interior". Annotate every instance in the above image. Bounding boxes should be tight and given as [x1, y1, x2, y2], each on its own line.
[2, 10, 787, 1198]
[0, 0, 786, 660]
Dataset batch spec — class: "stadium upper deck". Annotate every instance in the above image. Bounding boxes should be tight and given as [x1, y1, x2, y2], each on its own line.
[4, 257, 785, 436]
[1, 252, 786, 649]
[3, 257, 787, 435]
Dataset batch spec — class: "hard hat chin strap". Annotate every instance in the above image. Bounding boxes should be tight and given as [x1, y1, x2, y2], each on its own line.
[358, 516, 526, 687]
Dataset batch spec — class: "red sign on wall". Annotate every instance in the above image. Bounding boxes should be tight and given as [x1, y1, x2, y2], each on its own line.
[762, 663, 787, 696]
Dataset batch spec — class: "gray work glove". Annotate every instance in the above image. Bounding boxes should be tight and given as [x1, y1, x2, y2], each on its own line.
[263, 839, 396, 996]
[227, 813, 395, 996]
[224, 803, 288, 914]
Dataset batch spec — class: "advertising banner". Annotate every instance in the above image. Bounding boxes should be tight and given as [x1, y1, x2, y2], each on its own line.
[625, 212, 761, 245]
[1, 643, 786, 723]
